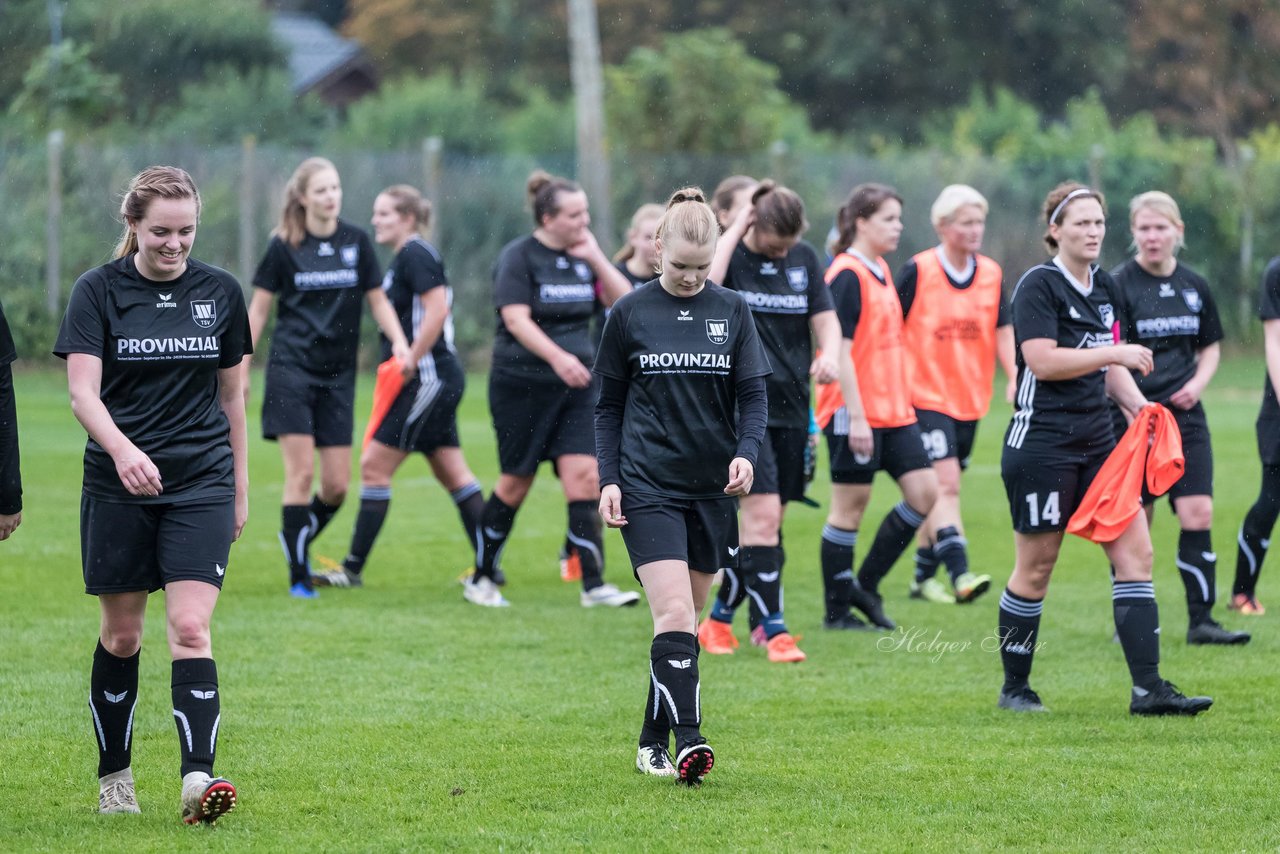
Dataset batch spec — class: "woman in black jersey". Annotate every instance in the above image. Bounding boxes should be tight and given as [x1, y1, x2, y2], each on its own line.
[698, 180, 852, 663]
[471, 170, 638, 608]
[997, 181, 1212, 716]
[55, 166, 250, 822]
[245, 157, 411, 599]
[311, 185, 486, 589]
[711, 175, 758, 232]
[0, 295, 20, 541]
[1110, 191, 1247, 644]
[1233, 253, 1280, 615]
[595, 187, 770, 784]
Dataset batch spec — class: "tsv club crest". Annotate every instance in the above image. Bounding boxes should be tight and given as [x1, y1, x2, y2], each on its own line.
[191, 300, 216, 329]
[574, 262, 591, 280]
[706, 318, 729, 345]
[340, 244, 360, 267]
[786, 266, 809, 292]
[1182, 289, 1203, 312]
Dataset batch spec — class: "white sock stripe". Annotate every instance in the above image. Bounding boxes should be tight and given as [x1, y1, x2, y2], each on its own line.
[1238, 528, 1260, 576]
[451, 482, 482, 503]
[89, 698, 107, 752]
[694, 679, 701, 725]
[360, 485, 393, 501]
[822, 525, 858, 547]
[1112, 582, 1156, 600]
[124, 698, 138, 752]
[172, 710, 193, 753]
[746, 586, 769, 616]
[999, 591, 1043, 617]
[566, 532, 603, 571]
[294, 526, 310, 565]
[1174, 560, 1211, 601]
[649, 664, 679, 725]
[722, 567, 741, 604]
[210, 713, 220, 756]
[649, 672, 662, 721]
[893, 502, 926, 528]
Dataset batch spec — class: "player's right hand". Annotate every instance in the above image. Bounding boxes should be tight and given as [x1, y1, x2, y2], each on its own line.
[1112, 344, 1154, 376]
[847, 415, 874, 458]
[553, 352, 592, 388]
[0, 511, 20, 541]
[114, 445, 163, 497]
[599, 484, 627, 527]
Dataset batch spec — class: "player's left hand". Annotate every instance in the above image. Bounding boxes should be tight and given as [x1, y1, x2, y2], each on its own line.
[724, 457, 754, 496]
[0, 511, 21, 541]
[810, 353, 838, 385]
[599, 484, 627, 527]
[566, 229, 604, 263]
[233, 492, 248, 541]
[1168, 382, 1201, 410]
[393, 342, 416, 378]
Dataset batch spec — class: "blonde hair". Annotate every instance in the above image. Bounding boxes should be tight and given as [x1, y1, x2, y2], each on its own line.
[274, 157, 339, 248]
[379, 184, 433, 230]
[114, 166, 201, 258]
[613, 203, 664, 263]
[1129, 191, 1186, 252]
[655, 187, 718, 272]
[931, 184, 988, 228]
[1042, 181, 1106, 253]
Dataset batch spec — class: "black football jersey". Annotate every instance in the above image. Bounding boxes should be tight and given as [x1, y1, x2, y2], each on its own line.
[594, 280, 772, 499]
[1110, 258, 1223, 403]
[381, 237, 456, 369]
[722, 239, 830, 427]
[1259, 257, 1280, 421]
[0, 297, 14, 366]
[252, 220, 380, 378]
[54, 256, 252, 503]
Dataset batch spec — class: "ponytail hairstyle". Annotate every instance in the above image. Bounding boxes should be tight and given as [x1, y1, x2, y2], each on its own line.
[751, 179, 808, 238]
[527, 169, 581, 229]
[612, 203, 664, 263]
[1042, 181, 1106, 252]
[379, 184, 433, 231]
[114, 165, 202, 259]
[1128, 190, 1185, 252]
[711, 174, 758, 229]
[274, 156, 339, 248]
[654, 187, 718, 273]
[830, 183, 902, 256]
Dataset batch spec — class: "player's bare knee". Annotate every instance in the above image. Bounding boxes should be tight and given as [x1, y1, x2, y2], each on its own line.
[168, 616, 211, 654]
[100, 628, 142, 658]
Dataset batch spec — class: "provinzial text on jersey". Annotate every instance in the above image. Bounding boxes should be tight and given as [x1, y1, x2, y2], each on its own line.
[294, 269, 360, 289]
[117, 336, 220, 356]
[1136, 315, 1200, 336]
[638, 352, 733, 370]
[539, 283, 595, 302]
[740, 291, 808, 314]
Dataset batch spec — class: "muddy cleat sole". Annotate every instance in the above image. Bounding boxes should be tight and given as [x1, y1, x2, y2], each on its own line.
[954, 572, 992, 604]
[997, 685, 1049, 712]
[635, 744, 676, 777]
[1186, 620, 1251, 645]
[99, 767, 141, 815]
[674, 742, 714, 786]
[181, 772, 237, 825]
[1130, 681, 1214, 716]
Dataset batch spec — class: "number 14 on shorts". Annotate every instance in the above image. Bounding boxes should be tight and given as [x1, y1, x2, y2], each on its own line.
[1026, 491, 1061, 527]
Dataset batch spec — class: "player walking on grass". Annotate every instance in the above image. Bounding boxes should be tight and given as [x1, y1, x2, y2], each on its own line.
[697, 180, 853, 663]
[1110, 191, 1248, 644]
[1233, 253, 1280, 616]
[898, 185, 1015, 606]
[816, 184, 938, 632]
[595, 187, 770, 784]
[997, 182, 1213, 715]
[472, 170, 639, 608]
[55, 166, 249, 821]
[0, 295, 21, 541]
[245, 157, 411, 599]
[311, 185, 485, 589]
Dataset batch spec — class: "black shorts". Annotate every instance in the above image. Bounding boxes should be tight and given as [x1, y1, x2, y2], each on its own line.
[262, 364, 356, 448]
[489, 370, 595, 475]
[1001, 444, 1108, 534]
[1161, 403, 1213, 503]
[371, 360, 464, 455]
[1257, 417, 1280, 467]
[915, 409, 979, 469]
[619, 493, 738, 576]
[81, 495, 235, 594]
[753, 426, 808, 502]
[825, 415, 931, 485]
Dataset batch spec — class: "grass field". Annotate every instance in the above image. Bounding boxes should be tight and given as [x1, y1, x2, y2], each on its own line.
[1, 359, 1277, 852]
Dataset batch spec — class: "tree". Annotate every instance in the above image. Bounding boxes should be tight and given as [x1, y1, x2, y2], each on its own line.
[7, 40, 122, 133]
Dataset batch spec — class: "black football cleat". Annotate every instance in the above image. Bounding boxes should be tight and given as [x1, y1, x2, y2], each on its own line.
[997, 685, 1049, 713]
[1186, 620, 1251, 646]
[848, 586, 896, 630]
[1130, 680, 1214, 716]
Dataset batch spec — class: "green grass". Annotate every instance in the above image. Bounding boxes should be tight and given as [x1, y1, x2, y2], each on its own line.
[1, 359, 1277, 851]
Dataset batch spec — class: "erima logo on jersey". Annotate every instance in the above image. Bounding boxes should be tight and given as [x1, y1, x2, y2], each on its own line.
[668, 659, 693, 670]
[1068, 306, 1081, 320]
[678, 310, 693, 321]
[104, 690, 129, 704]
[1159, 282, 1175, 298]
[117, 336, 219, 356]
[318, 241, 335, 256]
[706, 319, 728, 344]
[760, 261, 778, 276]
[1136, 315, 1200, 337]
[740, 290, 808, 314]
[637, 352, 732, 370]
[156, 292, 177, 309]
[190, 690, 217, 700]
[214, 563, 225, 577]
[191, 300, 216, 329]
[555, 256, 570, 269]
[539, 283, 594, 303]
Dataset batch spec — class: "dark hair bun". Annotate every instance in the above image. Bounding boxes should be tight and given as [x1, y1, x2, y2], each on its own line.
[751, 179, 777, 205]
[668, 187, 707, 207]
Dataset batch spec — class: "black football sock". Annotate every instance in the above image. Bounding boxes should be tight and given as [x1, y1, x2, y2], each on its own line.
[639, 668, 671, 748]
[821, 524, 857, 621]
[743, 546, 786, 638]
[649, 632, 702, 749]
[171, 658, 220, 777]
[934, 525, 970, 584]
[998, 588, 1043, 691]
[1113, 581, 1162, 691]
[913, 544, 940, 583]
[709, 565, 747, 623]
[1176, 529, 1216, 625]
[568, 500, 605, 591]
[450, 482, 484, 550]
[307, 494, 342, 544]
[1234, 465, 1280, 596]
[342, 486, 391, 575]
[90, 642, 140, 777]
[281, 504, 311, 584]
[476, 495, 517, 581]
[857, 501, 927, 593]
